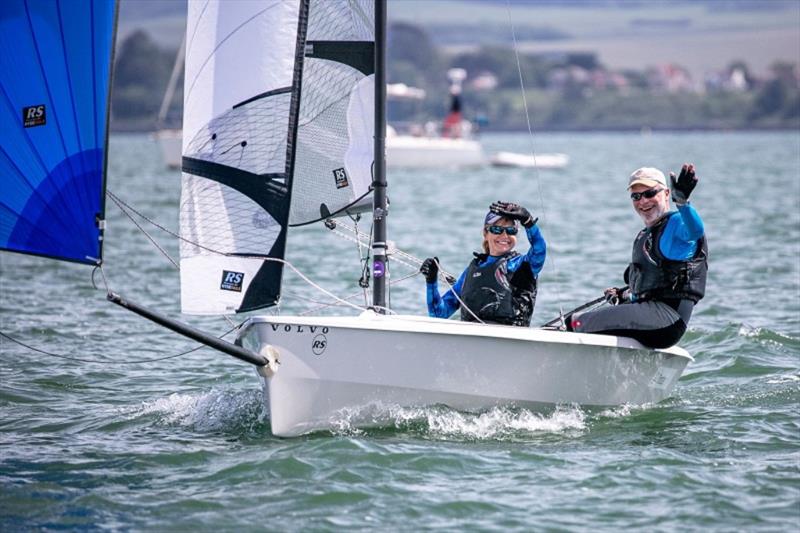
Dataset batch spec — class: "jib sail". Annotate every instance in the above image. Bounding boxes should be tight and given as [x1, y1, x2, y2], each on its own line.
[180, 0, 374, 315]
[0, 0, 117, 265]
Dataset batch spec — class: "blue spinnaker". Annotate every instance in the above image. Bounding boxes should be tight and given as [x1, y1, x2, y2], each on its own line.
[0, 0, 116, 265]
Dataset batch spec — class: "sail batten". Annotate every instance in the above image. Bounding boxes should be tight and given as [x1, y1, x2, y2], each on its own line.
[180, 0, 375, 315]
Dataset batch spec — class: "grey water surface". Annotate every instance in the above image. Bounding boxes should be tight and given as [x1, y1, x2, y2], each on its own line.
[1, 131, 798, 531]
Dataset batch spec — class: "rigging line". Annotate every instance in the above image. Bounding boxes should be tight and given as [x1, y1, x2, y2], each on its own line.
[106, 192, 238, 331]
[106, 190, 179, 269]
[327, 218, 457, 278]
[347, 213, 370, 306]
[104, 192, 237, 330]
[325, 222, 438, 276]
[505, 0, 565, 321]
[433, 257, 485, 324]
[105, 192, 364, 313]
[297, 271, 419, 316]
[0, 325, 240, 365]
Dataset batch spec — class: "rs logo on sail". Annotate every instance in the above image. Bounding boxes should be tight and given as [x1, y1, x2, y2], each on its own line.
[220, 270, 244, 292]
[22, 105, 46, 127]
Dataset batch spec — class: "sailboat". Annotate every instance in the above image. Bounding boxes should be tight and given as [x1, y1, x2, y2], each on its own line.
[1, 0, 691, 438]
[152, 35, 185, 169]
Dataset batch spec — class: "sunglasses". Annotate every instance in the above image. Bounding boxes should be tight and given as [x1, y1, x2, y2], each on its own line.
[486, 225, 519, 236]
[630, 188, 664, 201]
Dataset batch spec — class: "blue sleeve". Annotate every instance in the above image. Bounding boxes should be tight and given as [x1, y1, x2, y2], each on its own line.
[659, 205, 705, 261]
[506, 224, 547, 276]
[426, 269, 465, 318]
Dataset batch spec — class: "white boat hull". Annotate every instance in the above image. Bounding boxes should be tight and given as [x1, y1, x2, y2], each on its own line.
[236, 312, 692, 437]
[489, 151, 569, 169]
[152, 129, 182, 168]
[386, 135, 485, 168]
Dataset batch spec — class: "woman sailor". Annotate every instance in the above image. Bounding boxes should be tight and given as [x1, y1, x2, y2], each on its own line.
[420, 202, 546, 326]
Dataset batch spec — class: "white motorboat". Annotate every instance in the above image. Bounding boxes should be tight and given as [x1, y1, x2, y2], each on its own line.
[387, 131, 485, 169]
[489, 150, 569, 169]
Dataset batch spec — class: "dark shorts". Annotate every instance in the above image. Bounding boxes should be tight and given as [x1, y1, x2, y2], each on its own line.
[571, 299, 693, 349]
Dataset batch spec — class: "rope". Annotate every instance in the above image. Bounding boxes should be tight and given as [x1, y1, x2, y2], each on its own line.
[505, 0, 566, 325]
[0, 325, 241, 364]
[297, 271, 419, 315]
[433, 258, 484, 324]
[326, 218, 457, 279]
[348, 213, 370, 306]
[107, 190, 179, 269]
[106, 190, 367, 314]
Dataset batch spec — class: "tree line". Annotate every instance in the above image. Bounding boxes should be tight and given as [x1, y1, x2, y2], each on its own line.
[110, 24, 799, 132]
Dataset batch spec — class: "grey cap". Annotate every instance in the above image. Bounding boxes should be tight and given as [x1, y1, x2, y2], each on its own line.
[628, 167, 667, 190]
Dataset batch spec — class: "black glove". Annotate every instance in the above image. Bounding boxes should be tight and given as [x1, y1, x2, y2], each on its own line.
[669, 163, 698, 206]
[490, 201, 537, 228]
[420, 257, 439, 284]
[604, 287, 629, 305]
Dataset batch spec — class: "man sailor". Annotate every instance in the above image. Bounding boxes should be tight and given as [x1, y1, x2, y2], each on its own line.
[567, 164, 707, 348]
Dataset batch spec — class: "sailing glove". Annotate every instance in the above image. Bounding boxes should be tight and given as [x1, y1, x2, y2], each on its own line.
[604, 287, 629, 305]
[490, 201, 537, 228]
[420, 257, 439, 284]
[669, 163, 697, 206]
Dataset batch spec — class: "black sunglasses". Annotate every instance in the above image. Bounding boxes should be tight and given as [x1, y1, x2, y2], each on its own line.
[630, 187, 664, 201]
[486, 225, 519, 235]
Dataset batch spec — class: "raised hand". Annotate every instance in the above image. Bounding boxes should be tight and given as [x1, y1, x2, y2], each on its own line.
[420, 257, 439, 284]
[669, 163, 698, 206]
[490, 201, 537, 228]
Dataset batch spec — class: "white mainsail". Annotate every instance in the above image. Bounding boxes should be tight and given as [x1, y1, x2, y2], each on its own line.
[179, 0, 374, 314]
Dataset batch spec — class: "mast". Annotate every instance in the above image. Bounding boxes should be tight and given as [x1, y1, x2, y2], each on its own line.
[372, 0, 388, 312]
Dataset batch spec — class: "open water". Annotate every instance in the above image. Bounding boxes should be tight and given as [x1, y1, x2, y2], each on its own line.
[1, 131, 798, 531]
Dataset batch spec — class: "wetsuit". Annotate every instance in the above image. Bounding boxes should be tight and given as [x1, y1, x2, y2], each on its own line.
[571, 204, 706, 349]
[426, 225, 546, 326]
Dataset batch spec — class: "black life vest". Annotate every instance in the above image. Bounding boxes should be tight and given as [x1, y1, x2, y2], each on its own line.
[626, 212, 708, 303]
[459, 252, 537, 327]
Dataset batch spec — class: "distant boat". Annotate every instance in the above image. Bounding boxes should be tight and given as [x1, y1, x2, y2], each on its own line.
[153, 34, 184, 169]
[386, 69, 485, 169]
[489, 151, 569, 169]
[154, 128, 182, 169]
[387, 126, 485, 168]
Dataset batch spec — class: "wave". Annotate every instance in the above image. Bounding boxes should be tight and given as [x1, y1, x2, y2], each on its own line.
[118, 388, 266, 434]
[320, 403, 589, 441]
[680, 322, 800, 382]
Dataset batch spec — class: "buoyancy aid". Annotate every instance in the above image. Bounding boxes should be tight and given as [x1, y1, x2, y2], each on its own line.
[626, 212, 708, 303]
[460, 252, 537, 326]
